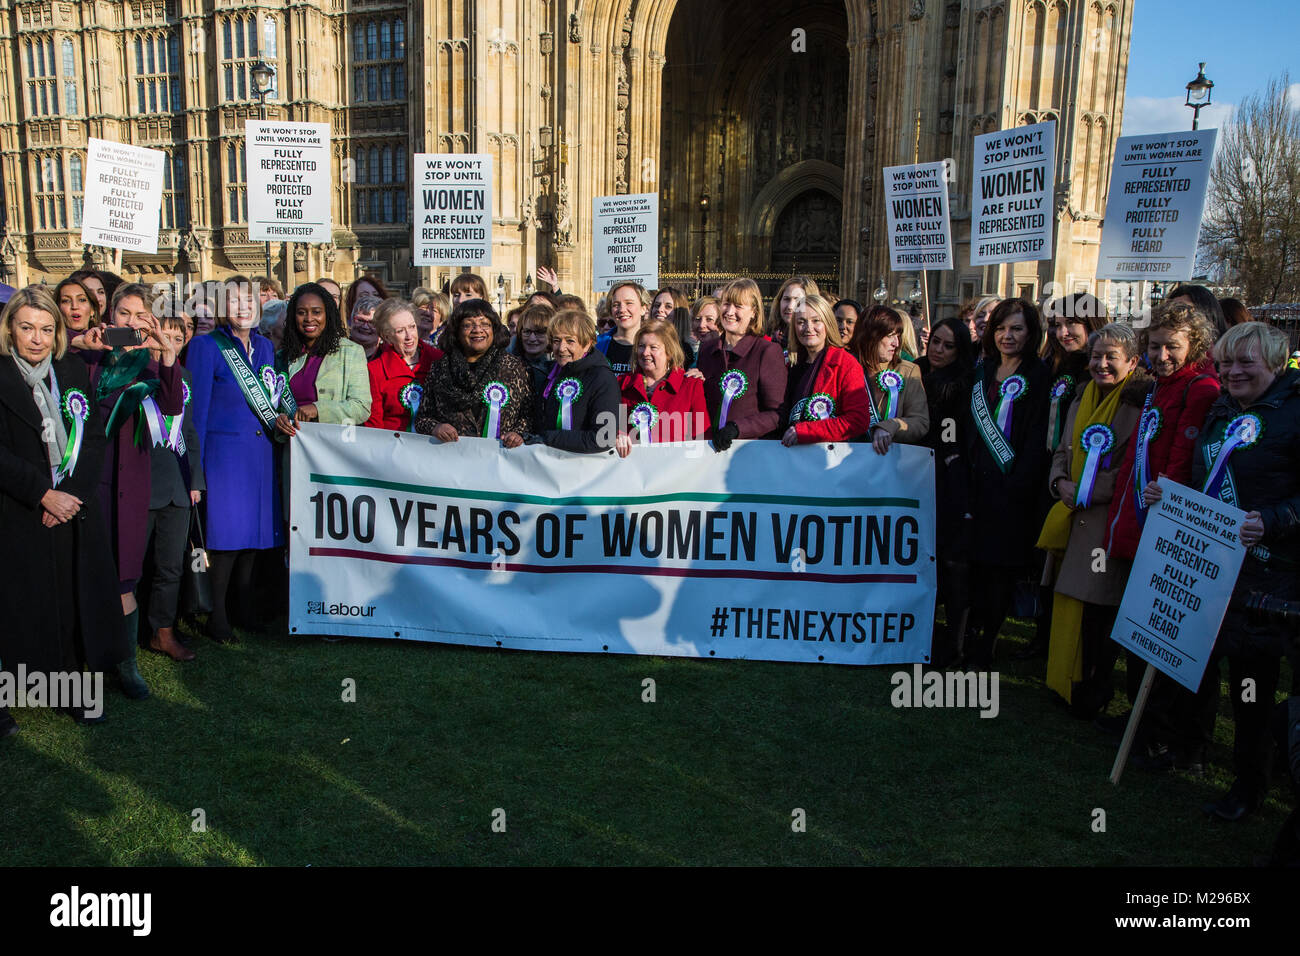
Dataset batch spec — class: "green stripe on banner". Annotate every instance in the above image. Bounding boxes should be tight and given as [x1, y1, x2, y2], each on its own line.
[309, 473, 920, 509]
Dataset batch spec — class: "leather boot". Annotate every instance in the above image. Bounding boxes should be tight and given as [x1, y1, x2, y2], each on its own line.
[115, 609, 151, 700]
[149, 626, 196, 662]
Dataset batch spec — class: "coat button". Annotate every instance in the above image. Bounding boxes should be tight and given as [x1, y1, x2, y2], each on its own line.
[256, 429, 263, 436]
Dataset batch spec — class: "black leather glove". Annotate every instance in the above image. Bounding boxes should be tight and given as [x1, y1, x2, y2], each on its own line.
[711, 422, 740, 453]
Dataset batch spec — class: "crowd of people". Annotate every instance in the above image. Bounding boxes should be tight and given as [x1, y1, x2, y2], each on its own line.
[0, 266, 1296, 838]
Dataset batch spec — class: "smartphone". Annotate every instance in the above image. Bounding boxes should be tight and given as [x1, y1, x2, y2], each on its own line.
[104, 326, 145, 349]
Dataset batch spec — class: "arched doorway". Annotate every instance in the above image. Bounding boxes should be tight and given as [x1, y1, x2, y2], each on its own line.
[771, 189, 842, 275]
[657, 0, 849, 284]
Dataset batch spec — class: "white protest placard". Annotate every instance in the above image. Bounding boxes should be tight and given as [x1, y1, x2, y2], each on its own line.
[414, 153, 492, 266]
[289, 426, 937, 667]
[1109, 480, 1246, 692]
[1096, 129, 1217, 281]
[81, 138, 165, 254]
[592, 193, 658, 293]
[883, 161, 953, 271]
[245, 120, 332, 243]
[971, 121, 1056, 265]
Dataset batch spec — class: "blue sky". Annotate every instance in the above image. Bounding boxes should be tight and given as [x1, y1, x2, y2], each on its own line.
[1122, 0, 1299, 134]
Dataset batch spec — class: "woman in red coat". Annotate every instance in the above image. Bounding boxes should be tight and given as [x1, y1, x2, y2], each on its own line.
[1102, 300, 1219, 761]
[365, 299, 443, 430]
[778, 295, 873, 445]
[1105, 302, 1220, 559]
[615, 318, 707, 456]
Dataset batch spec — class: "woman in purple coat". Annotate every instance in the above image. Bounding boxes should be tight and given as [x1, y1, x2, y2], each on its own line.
[185, 277, 284, 643]
[77, 283, 185, 699]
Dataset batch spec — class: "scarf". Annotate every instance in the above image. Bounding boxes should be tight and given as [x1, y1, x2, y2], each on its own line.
[13, 353, 66, 471]
[1038, 372, 1132, 706]
[1037, 374, 1131, 553]
[94, 347, 151, 402]
[437, 344, 511, 428]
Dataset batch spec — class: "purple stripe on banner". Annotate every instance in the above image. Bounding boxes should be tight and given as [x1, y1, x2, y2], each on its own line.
[308, 546, 917, 585]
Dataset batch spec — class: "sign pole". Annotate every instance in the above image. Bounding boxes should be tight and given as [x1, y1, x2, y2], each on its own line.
[1109, 663, 1156, 785]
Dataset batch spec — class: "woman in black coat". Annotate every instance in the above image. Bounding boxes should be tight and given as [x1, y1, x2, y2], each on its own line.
[532, 308, 621, 454]
[1149, 322, 1300, 820]
[917, 317, 976, 666]
[0, 287, 124, 729]
[962, 298, 1051, 667]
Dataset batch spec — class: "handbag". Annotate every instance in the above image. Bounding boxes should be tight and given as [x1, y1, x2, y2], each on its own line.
[179, 507, 213, 615]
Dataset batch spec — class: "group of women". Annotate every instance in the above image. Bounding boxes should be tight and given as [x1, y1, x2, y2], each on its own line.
[0, 268, 1295, 829]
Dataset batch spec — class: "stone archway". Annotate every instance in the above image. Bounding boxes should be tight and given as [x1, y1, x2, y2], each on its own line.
[770, 189, 842, 275]
[655, 0, 850, 275]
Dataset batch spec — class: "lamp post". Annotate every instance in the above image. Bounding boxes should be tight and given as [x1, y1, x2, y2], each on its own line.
[1185, 63, 1213, 131]
[251, 59, 276, 282]
[872, 277, 888, 305]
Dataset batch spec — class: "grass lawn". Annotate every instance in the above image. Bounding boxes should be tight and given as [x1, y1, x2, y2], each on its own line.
[1, 615, 1291, 866]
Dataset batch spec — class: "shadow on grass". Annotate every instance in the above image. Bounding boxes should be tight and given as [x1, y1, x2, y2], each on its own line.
[0, 615, 1291, 866]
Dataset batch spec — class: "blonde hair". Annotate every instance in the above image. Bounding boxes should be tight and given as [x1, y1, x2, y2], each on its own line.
[373, 298, 419, 342]
[410, 287, 434, 309]
[898, 310, 919, 358]
[1213, 321, 1290, 373]
[634, 318, 687, 372]
[789, 294, 843, 365]
[428, 291, 451, 324]
[608, 281, 651, 308]
[549, 307, 597, 349]
[767, 276, 821, 339]
[719, 278, 765, 336]
[0, 285, 68, 360]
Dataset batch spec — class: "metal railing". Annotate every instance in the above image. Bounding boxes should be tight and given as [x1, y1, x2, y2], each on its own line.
[658, 259, 841, 299]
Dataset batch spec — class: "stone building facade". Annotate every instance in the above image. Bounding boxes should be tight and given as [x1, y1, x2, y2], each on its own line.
[0, 0, 1131, 309]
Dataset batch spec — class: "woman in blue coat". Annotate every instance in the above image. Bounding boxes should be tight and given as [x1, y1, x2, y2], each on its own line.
[185, 277, 284, 643]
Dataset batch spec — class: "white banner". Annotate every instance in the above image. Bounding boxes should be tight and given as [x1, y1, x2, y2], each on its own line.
[414, 153, 493, 266]
[81, 138, 165, 253]
[246, 120, 332, 243]
[883, 161, 953, 271]
[1109, 480, 1246, 692]
[592, 193, 658, 294]
[1096, 129, 1217, 281]
[971, 121, 1056, 265]
[289, 425, 937, 666]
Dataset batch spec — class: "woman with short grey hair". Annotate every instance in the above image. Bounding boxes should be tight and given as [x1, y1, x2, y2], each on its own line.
[1038, 321, 1151, 717]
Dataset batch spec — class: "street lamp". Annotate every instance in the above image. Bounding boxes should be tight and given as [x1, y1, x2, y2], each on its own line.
[1185, 63, 1213, 131]
[251, 60, 276, 282]
[872, 277, 888, 304]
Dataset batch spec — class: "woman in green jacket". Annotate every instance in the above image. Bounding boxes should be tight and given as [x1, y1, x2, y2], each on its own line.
[274, 282, 372, 437]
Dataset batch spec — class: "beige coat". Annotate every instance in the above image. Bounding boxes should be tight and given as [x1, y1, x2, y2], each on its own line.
[1048, 395, 1139, 606]
[868, 359, 930, 443]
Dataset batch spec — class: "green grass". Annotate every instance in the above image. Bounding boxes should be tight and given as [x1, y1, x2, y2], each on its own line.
[0, 616, 1291, 866]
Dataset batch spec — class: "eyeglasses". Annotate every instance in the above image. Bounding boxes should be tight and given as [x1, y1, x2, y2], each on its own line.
[520, 328, 548, 337]
[462, 319, 494, 331]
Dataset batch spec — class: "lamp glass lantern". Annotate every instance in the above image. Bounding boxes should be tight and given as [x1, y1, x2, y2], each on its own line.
[1185, 63, 1213, 108]
[251, 60, 275, 97]
[872, 277, 888, 303]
